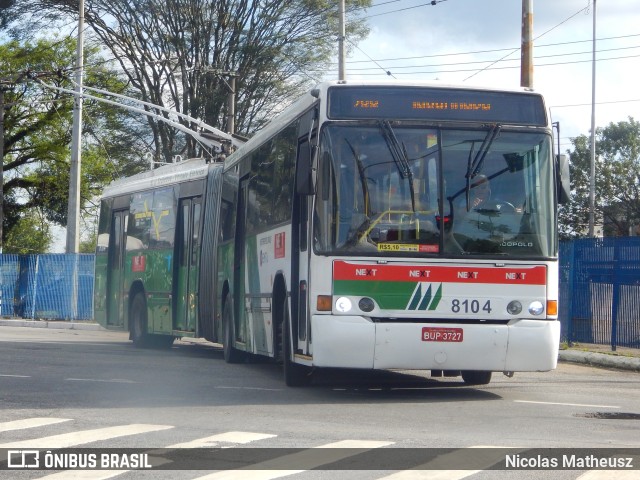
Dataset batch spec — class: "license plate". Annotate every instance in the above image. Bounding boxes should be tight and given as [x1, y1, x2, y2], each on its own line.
[422, 327, 463, 342]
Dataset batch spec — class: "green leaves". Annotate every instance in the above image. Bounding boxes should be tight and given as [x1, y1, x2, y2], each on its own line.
[559, 118, 640, 238]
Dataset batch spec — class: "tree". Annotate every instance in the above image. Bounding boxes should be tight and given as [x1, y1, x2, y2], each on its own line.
[559, 117, 640, 238]
[1, 38, 148, 249]
[5, 0, 370, 162]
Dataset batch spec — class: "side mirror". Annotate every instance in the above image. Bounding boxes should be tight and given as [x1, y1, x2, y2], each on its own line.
[296, 141, 316, 195]
[557, 153, 571, 204]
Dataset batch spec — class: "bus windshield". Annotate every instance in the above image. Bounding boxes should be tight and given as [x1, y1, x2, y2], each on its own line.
[314, 124, 555, 258]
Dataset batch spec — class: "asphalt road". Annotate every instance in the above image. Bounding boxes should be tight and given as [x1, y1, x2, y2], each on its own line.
[1, 326, 639, 480]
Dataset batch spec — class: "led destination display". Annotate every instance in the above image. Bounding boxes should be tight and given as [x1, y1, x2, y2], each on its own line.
[328, 86, 547, 126]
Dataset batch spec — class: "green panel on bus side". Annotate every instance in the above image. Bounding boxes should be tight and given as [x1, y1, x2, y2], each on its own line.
[333, 279, 423, 310]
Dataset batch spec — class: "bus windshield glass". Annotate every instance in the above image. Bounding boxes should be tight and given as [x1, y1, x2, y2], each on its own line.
[314, 124, 555, 258]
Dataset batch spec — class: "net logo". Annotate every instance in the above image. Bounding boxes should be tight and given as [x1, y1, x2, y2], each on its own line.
[7, 450, 40, 469]
[406, 283, 443, 311]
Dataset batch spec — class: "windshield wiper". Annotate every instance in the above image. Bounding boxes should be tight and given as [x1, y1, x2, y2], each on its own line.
[465, 124, 501, 210]
[379, 120, 416, 211]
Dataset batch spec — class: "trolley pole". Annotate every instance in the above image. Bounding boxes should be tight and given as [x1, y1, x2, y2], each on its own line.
[520, 0, 533, 88]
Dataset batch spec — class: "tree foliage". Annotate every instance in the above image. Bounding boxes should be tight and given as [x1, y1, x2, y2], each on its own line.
[559, 117, 640, 238]
[5, 0, 370, 162]
[1, 38, 148, 248]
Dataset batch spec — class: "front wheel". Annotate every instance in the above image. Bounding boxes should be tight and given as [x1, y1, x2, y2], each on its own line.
[281, 296, 312, 387]
[461, 370, 492, 385]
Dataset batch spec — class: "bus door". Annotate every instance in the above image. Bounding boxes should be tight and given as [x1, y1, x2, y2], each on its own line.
[174, 196, 202, 333]
[106, 209, 128, 327]
[231, 178, 249, 348]
[292, 137, 312, 355]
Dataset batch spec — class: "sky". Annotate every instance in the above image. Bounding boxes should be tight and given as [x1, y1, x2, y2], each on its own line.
[324, 0, 640, 153]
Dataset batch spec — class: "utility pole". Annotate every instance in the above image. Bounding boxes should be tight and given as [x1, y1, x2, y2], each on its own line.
[520, 0, 533, 88]
[0, 86, 5, 254]
[227, 75, 236, 135]
[338, 0, 346, 81]
[66, 0, 84, 254]
[588, 0, 597, 237]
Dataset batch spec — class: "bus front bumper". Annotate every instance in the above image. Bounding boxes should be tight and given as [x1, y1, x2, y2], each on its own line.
[310, 315, 560, 372]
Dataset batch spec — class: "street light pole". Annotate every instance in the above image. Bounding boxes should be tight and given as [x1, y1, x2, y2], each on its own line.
[66, 0, 84, 253]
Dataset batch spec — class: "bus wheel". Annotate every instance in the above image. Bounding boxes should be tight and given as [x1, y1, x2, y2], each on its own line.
[222, 293, 245, 364]
[461, 370, 492, 386]
[130, 292, 149, 348]
[281, 297, 312, 387]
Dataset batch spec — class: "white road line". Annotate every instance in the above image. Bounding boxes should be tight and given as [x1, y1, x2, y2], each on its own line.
[0, 424, 173, 449]
[36, 471, 127, 480]
[169, 431, 277, 448]
[0, 418, 72, 433]
[578, 471, 640, 479]
[65, 378, 137, 384]
[378, 446, 514, 480]
[0, 374, 30, 378]
[514, 400, 621, 409]
[194, 440, 394, 480]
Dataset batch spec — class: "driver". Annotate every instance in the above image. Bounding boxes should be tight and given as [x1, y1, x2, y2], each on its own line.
[468, 174, 491, 209]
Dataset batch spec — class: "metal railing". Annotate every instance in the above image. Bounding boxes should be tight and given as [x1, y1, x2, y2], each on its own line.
[0, 254, 94, 321]
[560, 237, 640, 349]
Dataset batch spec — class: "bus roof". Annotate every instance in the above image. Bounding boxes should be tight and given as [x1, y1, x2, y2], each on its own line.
[102, 158, 221, 198]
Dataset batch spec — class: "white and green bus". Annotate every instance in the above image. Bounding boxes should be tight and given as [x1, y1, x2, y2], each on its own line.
[94, 158, 225, 346]
[95, 80, 569, 387]
[215, 80, 569, 386]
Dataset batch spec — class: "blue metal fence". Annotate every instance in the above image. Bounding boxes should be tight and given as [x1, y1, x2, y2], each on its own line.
[0, 254, 94, 321]
[560, 237, 640, 349]
[1, 245, 640, 349]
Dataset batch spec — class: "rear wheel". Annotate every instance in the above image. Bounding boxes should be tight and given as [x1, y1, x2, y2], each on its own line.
[281, 296, 312, 387]
[461, 370, 492, 385]
[130, 292, 149, 348]
[222, 293, 245, 363]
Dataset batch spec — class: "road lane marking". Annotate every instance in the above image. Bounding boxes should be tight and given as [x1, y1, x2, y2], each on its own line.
[578, 471, 640, 479]
[193, 440, 394, 480]
[378, 446, 514, 480]
[0, 418, 72, 432]
[514, 400, 621, 409]
[36, 471, 127, 480]
[169, 431, 277, 448]
[65, 378, 137, 384]
[0, 374, 30, 378]
[0, 424, 173, 449]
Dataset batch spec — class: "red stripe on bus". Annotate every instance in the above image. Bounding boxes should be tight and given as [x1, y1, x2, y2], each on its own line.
[333, 261, 546, 285]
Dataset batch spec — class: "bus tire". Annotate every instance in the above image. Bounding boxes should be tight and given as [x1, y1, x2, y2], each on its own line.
[130, 292, 149, 348]
[281, 296, 312, 387]
[461, 370, 492, 385]
[222, 293, 245, 364]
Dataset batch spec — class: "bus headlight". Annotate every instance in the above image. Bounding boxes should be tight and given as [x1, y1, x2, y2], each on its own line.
[335, 297, 352, 313]
[506, 300, 522, 315]
[528, 301, 544, 316]
[358, 297, 375, 313]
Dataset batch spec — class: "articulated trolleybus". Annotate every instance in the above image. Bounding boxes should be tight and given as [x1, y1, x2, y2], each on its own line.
[95, 80, 570, 387]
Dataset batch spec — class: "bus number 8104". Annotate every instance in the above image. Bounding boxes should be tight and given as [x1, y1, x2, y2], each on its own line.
[451, 299, 492, 314]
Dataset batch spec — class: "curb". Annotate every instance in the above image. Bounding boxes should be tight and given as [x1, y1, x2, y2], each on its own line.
[558, 349, 640, 373]
[0, 318, 104, 331]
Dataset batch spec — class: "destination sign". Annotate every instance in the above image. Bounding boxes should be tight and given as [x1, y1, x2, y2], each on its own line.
[327, 86, 547, 126]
